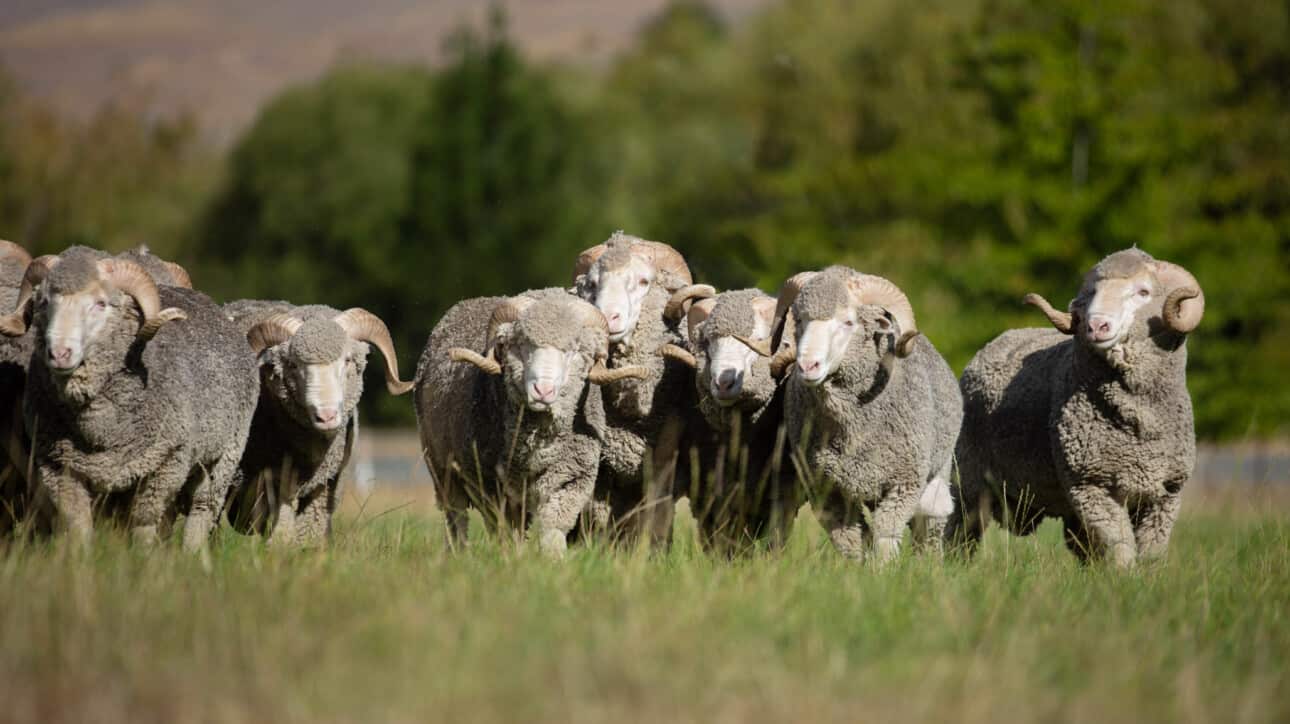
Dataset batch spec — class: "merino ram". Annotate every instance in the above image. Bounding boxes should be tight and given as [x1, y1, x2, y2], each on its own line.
[571, 232, 698, 544]
[0, 246, 257, 551]
[222, 301, 413, 547]
[949, 248, 1204, 567]
[416, 289, 646, 558]
[660, 286, 799, 551]
[764, 266, 960, 563]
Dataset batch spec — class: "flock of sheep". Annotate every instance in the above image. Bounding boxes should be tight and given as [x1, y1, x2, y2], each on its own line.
[0, 232, 1204, 567]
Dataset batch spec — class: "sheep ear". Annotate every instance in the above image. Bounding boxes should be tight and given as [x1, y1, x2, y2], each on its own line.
[874, 316, 893, 332]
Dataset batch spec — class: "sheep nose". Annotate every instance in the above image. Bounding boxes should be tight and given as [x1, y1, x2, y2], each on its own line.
[1087, 314, 1115, 340]
[532, 382, 557, 402]
[798, 359, 821, 375]
[606, 312, 624, 331]
[714, 370, 740, 397]
[48, 345, 73, 367]
[313, 407, 339, 425]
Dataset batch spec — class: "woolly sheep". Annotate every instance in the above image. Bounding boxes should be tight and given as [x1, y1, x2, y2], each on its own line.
[660, 286, 800, 551]
[0, 246, 257, 552]
[765, 266, 960, 564]
[221, 300, 413, 547]
[571, 232, 700, 545]
[416, 289, 647, 558]
[948, 248, 1204, 567]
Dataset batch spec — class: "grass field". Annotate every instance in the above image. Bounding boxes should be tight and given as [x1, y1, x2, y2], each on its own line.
[0, 487, 1286, 724]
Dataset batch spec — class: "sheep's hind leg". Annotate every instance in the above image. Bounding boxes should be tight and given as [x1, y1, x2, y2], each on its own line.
[871, 481, 922, 566]
[293, 484, 334, 549]
[182, 455, 238, 554]
[818, 493, 869, 563]
[911, 464, 954, 558]
[1067, 483, 1136, 568]
[128, 457, 189, 547]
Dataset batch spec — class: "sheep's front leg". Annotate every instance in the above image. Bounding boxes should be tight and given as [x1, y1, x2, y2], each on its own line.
[128, 457, 189, 547]
[1067, 483, 1136, 568]
[871, 481, 923, 566]
[268, 473, 300, 548]
[1133, 486, 1183, 562]
[182, 455, 238, 554]
[532, 470, 595, 559]
[41, 464, 92, 547]
[293, 483, 335, 549]
[818, 494, 869, 563]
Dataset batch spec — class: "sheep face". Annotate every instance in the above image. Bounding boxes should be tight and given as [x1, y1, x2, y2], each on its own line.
[1070, 250, 1175, 356]
[580, 249, 655, 344]
[38, 256, 129, 377]
[693, 292, 777, 407]
[268, 320, 369, 432]
[497, 301, 602, 416]
[792, 273, 900, 387]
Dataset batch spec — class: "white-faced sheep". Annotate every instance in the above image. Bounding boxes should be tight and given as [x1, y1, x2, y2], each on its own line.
[0, 246, 257, 552]
[416, 289, 647, 558]
[571, 232, 699, 545]
[764, 266, 960, 564]
[948, 249, 1204, 567]
[220, 300, 413, 547]
[660, 286, 800, 552]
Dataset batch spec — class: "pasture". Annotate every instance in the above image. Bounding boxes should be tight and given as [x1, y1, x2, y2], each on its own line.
[0, 485, 1285, 724]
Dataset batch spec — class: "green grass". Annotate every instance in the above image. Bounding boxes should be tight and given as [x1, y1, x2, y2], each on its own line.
[0, 494, 1286, 724]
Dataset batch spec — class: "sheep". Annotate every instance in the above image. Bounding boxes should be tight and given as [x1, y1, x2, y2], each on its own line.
[571, 232, 701, 545]
[0, 246, 258, 552]
[760, 266, 960, 564]
[659, 286, 800, 552]
[0, 243, 193, 535]
[416, 289, 647, 558]
[948, 249, 1204, 567]
[221, 300, 413, 548]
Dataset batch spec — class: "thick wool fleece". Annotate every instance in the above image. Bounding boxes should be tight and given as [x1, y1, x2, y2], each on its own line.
[951, 251, 1197, 566]
[3, 247, 190, 537]
[25, 284, 258, 550]
[785, 273, 961, 563]
[682, 289, 798, 551]
[222, 300, 372, 547]
[415, 290, 608, 558]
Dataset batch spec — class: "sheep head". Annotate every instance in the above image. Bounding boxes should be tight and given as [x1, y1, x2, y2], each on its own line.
[572, 232, 692, 345]
[666, 289, 779, 410]
[772, 266, 919, 388]
[1025, 249, 1205, 355]
[450, 292, 648, 416]
[247, 308, 411, 432]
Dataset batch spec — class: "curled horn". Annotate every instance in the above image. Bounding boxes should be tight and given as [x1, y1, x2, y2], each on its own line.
[631, 240, 693, 291]
[686, 297, 716, 344]
[658, 344, 696, 368]
[1152, 261, 1204, 334]
[163, 261, 193, 289]
[448, 296, 534, 376]
[769, 346, 796, 379]
[247, 313, 303, 356]
[733, 296, 778, 357]
[771, 272, 816, 350]
[847, 273, 919, 357]
[0, 240, 31, 268]
[1023, 293, 1074, 335]
[580, 303, 649, 384]
[97, 258, 186, 340]
[448, 348, 500, 375]
[334, 308, 414, 395]
[664, 283, 715, 321]
[572, 244, 607, 282]
[0, 254, 58, 337]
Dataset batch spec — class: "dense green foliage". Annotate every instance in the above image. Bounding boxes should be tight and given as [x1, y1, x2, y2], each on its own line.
[0, 498, 1286, 722]
[0, 0, 1286, 436]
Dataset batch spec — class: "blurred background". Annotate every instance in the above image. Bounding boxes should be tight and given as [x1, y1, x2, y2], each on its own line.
[0, 0, 1286, 439]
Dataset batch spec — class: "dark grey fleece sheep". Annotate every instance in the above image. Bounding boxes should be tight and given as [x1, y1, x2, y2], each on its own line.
[661, 287, 800, 552]
[777, 266, 960, 564]
[221, 300, 412, 548]
[4, 246, 258, 552]
[416, 289, 645, 558]
[0, 244, 191, 536]
[949, 249, 1204, 567]
[571, 232, 699, 545]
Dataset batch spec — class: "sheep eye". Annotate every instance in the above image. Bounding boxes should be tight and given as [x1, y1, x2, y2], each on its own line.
[1137, 288, 1150, 298]
[93, 300, 107, 310]
[843, 320, 855, 328]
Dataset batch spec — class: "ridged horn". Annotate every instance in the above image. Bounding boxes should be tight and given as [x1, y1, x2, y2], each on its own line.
[97, 258, 186, 340]
[1023, 293, 1073, 335]
[771, 272, 816, 353]
[686, 297, 716, 344]
[0, 254, 57, 337]
[769, 346, 797, 379]
[658, 343, 697, 368]
[572, 245, 607, 282]
[334, 308, 414, 395]
[846, 273, 919, 357]
[448, 347, 501, 375]
[588, 357, 649, 384]
[163, 261, 193, 289]
[664, 284, 715, 321]
[247, 313, 303, 356]
[0, 240, 30, 268]
[1152, 261, 1204, 334]
[631, 240, 693, 291]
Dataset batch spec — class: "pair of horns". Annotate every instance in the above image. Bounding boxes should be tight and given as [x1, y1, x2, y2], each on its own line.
[449, 297, 650, 385]
[572, 236, 694, 292]
[1025, 260, 1205, 336]
[247, 309, 413, 395]
[0, 255, 186, 339]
